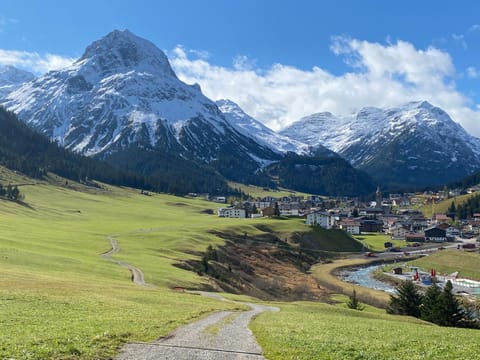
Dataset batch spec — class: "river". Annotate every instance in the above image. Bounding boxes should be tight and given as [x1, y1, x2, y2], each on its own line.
[339, 264, 396, 293]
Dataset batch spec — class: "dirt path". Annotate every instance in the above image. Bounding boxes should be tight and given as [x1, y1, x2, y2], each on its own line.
[101, 235, 147, 286]
[116, 293, 279, 359]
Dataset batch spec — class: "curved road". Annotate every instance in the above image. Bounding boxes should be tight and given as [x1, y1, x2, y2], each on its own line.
[116, 294, 279, 360]
[101, 235, 147, 286]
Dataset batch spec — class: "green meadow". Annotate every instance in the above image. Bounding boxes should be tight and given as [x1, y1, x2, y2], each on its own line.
[0, 174, 290, 359]
[355, 232, 406, 251]
[1, 170, 479, 359]
[251, 301, 480, 360]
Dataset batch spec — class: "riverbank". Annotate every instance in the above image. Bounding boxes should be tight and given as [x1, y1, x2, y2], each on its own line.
[311, 255, 422, 308]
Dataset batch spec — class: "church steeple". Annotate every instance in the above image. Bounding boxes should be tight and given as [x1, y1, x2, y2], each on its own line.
[376, 186, 382, 209]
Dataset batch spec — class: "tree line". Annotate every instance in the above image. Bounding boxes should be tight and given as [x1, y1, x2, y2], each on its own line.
[387, 280, 478, 329]
[0, 107, 238, 195]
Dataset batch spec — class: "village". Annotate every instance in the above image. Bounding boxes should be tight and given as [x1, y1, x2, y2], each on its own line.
[214, 186, 480, 247]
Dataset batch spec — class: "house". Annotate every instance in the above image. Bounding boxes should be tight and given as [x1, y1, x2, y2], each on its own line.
[217, 207, 246, 218]
[424, 226, 447, 242]
[391, 223, 408, 240]
[306, 212, 336, 229]
[338, 219, 361, 235]
[406, 232, 426, 243]
[280, 208, 299, 216]
[434, 214, 451, 224]
[360, 219, 383, 233]
[261, 206, 276, 217]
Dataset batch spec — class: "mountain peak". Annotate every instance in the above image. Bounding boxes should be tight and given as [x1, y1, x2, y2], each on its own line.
[0, 65, 35, 85]
[78, 29, 176, 77]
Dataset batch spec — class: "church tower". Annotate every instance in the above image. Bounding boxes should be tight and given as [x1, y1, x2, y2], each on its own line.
[376, 186, 382, 209]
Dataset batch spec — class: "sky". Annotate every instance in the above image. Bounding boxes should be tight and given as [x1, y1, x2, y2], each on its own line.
[1, 0, 480, 135]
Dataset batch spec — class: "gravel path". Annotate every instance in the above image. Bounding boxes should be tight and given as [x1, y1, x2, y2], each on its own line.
[101, 235, 147, 286]
[116, 296, 278, 360]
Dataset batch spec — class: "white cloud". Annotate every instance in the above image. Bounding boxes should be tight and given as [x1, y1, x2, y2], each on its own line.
[467, 66, 480, 79]
[0, 49, 74, 74]
[469, 24, 480, 32]
[452, 33, 467, 49]
[170, 37, 480, 136]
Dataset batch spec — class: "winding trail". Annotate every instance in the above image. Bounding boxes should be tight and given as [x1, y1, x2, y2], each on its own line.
[101, 235, 147, 286]
[116, 293, 279, 360]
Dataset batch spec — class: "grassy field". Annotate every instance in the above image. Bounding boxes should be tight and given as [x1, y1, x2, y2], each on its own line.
[2, 169, 480, 359]
[418, 193, 474, 218]
[0, 171, 314, 359]
[228, 181, 312, 199]
[411, 250, 480, 280]
[251, 301, 480, 360]
[355, 233, 406, 251]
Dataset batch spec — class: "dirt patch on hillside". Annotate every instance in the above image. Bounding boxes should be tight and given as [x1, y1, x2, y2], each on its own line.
[176, 231, 334, 301]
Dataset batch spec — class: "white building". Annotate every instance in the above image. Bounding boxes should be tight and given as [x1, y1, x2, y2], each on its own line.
[280, 209, 299, 217]
[338, 220, 361, 235]
[217, 207, 246, 218]
[306, 212, 336, 229]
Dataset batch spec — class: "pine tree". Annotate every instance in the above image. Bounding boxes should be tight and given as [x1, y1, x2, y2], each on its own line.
[420, 283, 442, 323]
[387, 280, 423, 317]
[347, 289, 364, 311]
[437, 280, 463, 327]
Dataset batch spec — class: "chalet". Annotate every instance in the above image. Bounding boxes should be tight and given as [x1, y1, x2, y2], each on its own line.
[306, 212, 336, 229]
[261, 206, 276, 217]
[434, 214, 451, 224]
[217, 207, 246, 218]
[405, 232, 426, 243]
[360, 219, 383, 233]
[424, 226, 447, 242]
[337, 219, 361, 235]
[391, 223, 408, 240]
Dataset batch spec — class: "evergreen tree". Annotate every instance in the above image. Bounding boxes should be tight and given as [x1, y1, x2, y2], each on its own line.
[437, 280, 463, 327]
[352, 208, 359, 218]
[347, 289, 364, 311]
[420, 283, 443, 323]
[387, 280, 423, 317]
[448, 201, 456, 214]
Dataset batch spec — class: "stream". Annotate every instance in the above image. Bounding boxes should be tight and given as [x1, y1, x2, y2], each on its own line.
[340, 264, 396, 293]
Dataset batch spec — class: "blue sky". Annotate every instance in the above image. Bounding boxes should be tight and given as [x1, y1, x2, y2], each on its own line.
[1, 0, 480, 134]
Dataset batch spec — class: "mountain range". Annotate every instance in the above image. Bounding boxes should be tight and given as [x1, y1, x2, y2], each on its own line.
[0, 29, 479, 194]
[281, 102, 480, 188]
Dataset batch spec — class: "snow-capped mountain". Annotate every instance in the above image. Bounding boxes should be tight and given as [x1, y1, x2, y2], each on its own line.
[2, 30, 281, 186]
[0, 66, 35, 99]
[0, 29, 377, 195]
[216, 99, 310, 155]
[282, 101, 480, 187]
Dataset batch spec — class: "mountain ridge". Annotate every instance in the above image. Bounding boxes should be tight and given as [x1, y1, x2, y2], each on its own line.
[281, 101, 480, 188]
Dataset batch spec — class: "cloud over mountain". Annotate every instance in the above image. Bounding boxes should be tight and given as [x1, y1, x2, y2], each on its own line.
[170, 37, 480, 136]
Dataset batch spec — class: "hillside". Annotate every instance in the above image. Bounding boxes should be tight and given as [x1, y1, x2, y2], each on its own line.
[0, 106, 233, 194]
[1, 170, 478, 359]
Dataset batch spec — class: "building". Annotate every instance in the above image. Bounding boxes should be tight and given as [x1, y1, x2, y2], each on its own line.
[217, 207, 246, 218]
[424, 226, 447, 242]
[306, 212, 336, 229]
[338, 219, 361, 235]
[391, 223, 408, 240]
[360, 219, 383, 233]
[405, 232, 426, 243]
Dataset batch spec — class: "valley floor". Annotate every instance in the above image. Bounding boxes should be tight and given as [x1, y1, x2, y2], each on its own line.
[1, 172, 479, 359]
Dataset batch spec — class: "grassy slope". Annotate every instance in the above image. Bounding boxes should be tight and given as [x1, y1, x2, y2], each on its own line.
[228, 181, 312, 198]
[355, 233, 406, 251]
[411, 250, 480, 280]
[418, 193, 474, 218]
[251, 301, 480, 360]
[0, 170, 331, 359]
[2, 170, 479, 359]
